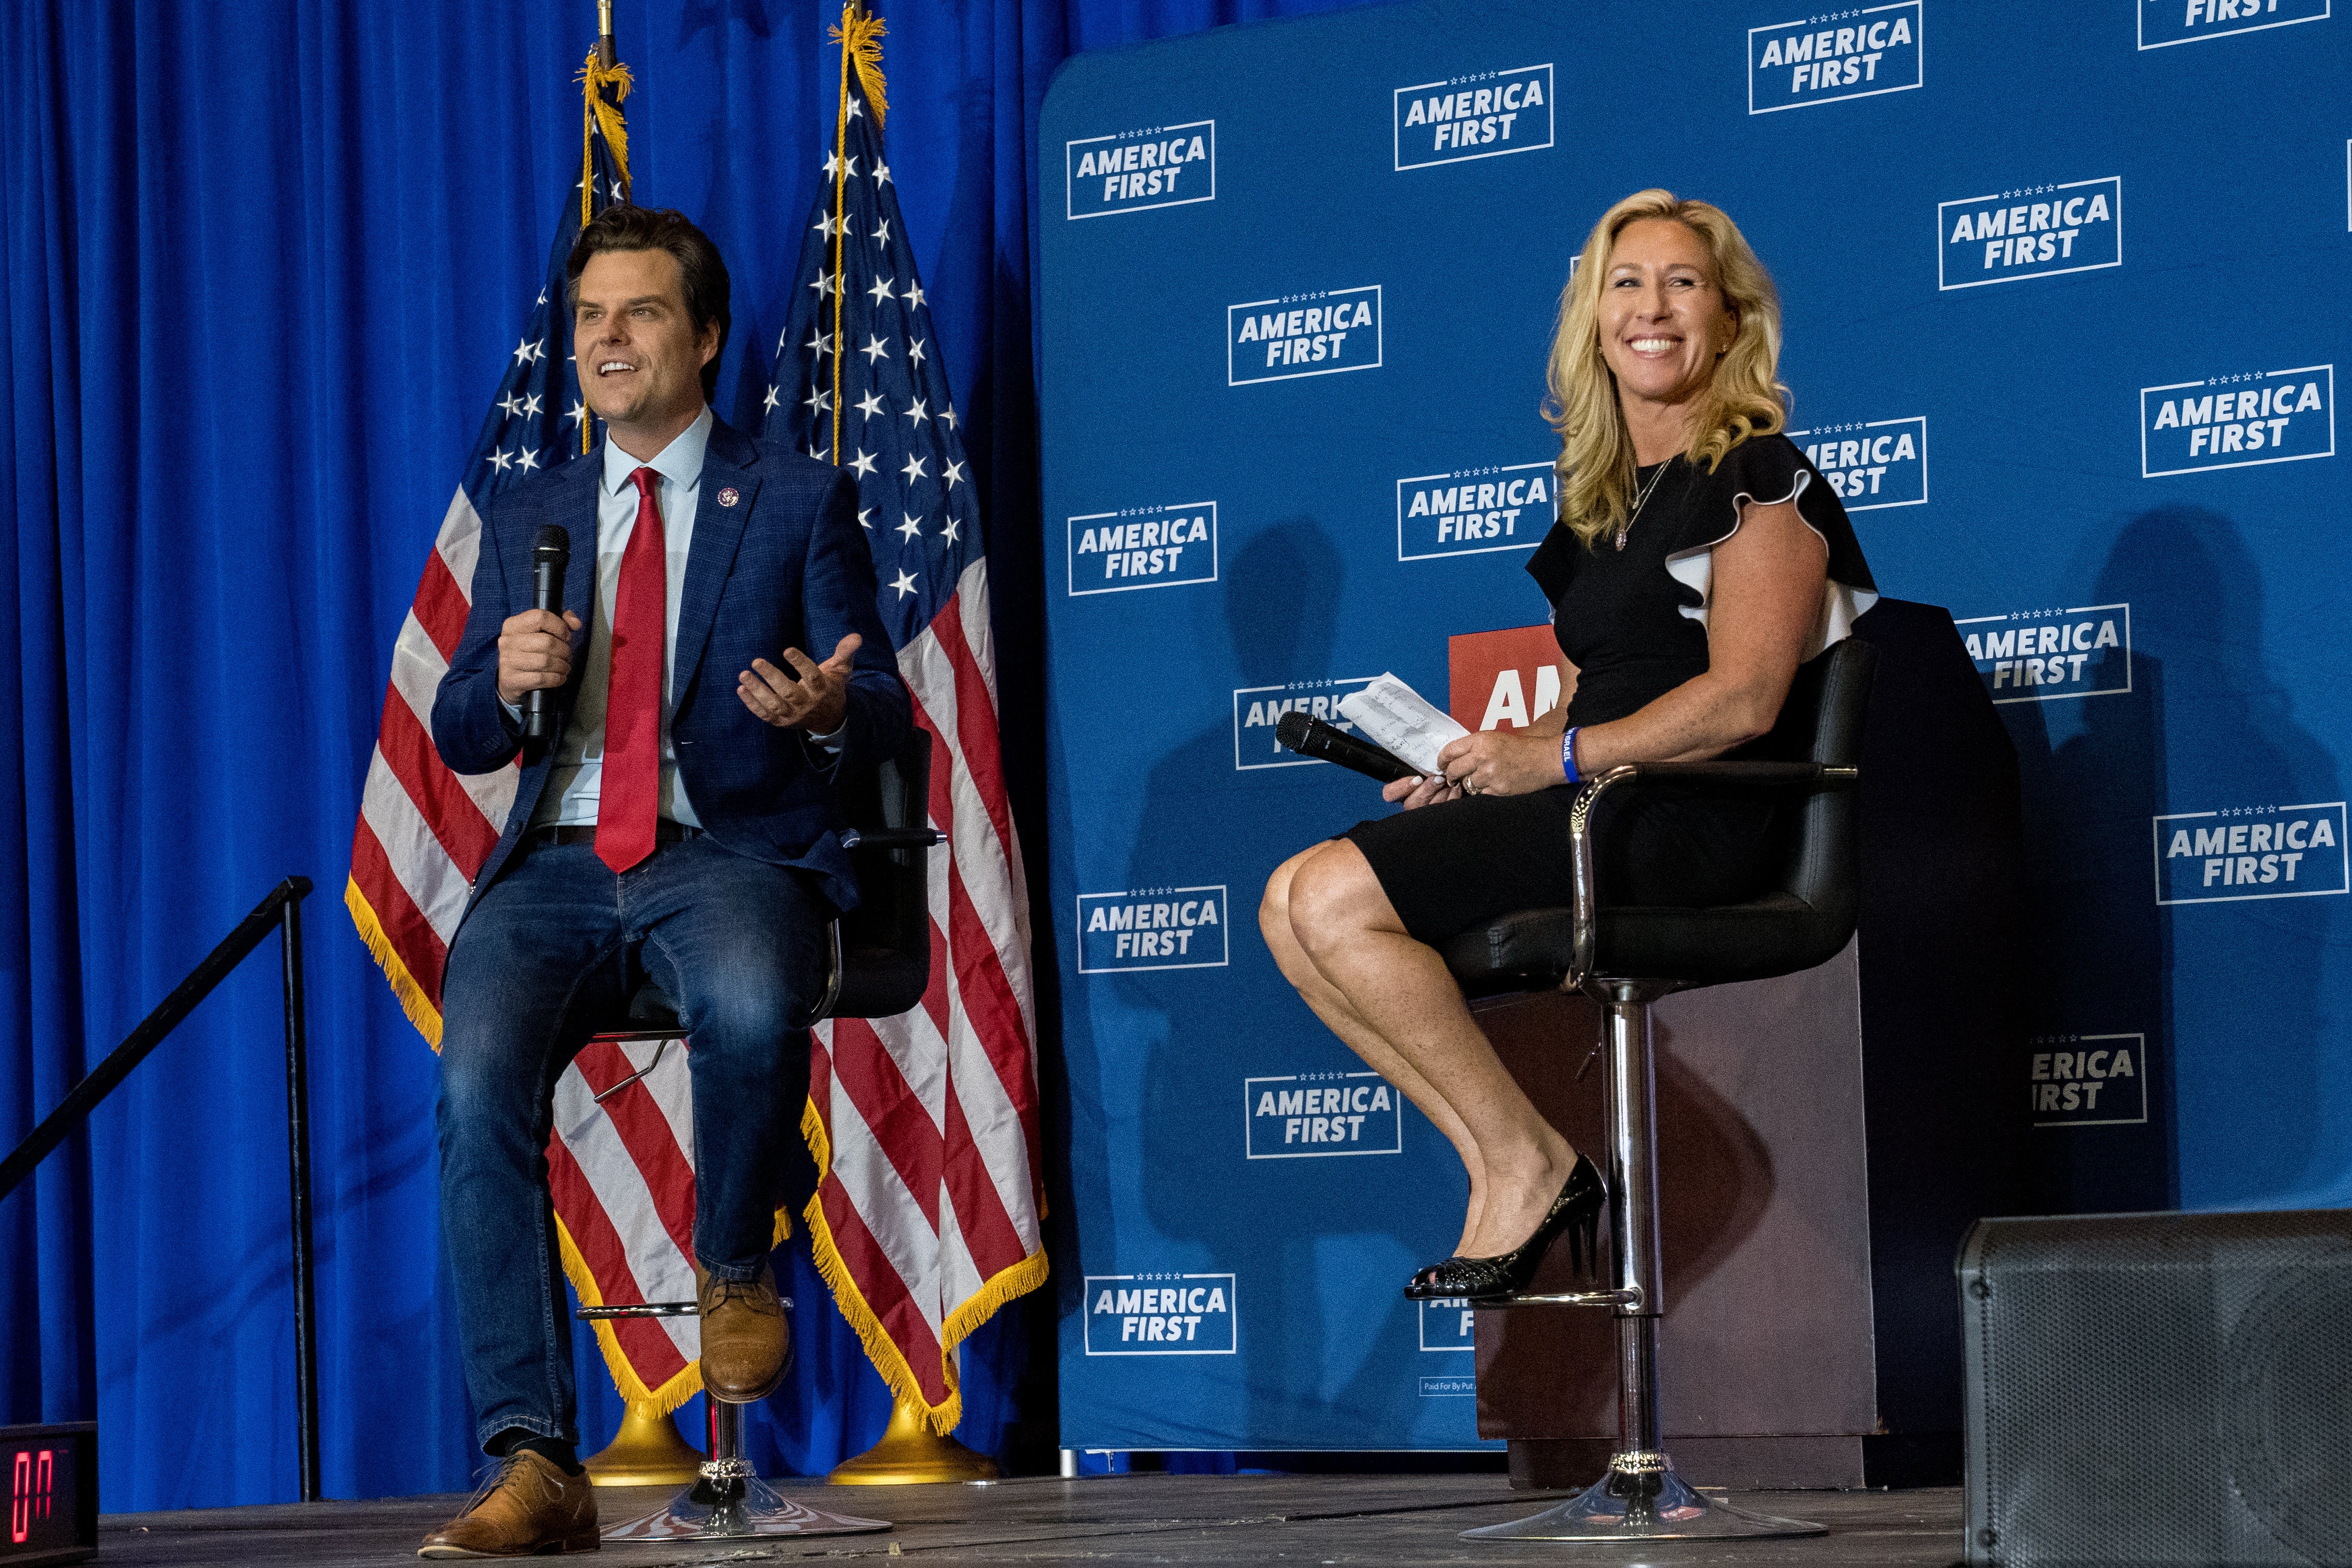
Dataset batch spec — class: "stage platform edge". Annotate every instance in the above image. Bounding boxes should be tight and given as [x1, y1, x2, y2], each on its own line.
[95, 1472, 1961, 1566]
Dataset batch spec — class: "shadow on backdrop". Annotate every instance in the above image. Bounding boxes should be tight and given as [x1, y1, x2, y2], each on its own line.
[1068, 517, 1463, 1452]
[2010, 504, 2339, 1212]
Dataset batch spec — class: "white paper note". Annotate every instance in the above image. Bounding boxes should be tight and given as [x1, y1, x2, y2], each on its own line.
[1339, 673, 1469, 776]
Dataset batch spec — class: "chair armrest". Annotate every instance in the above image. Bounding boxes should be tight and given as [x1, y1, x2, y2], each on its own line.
[840, 827, 948, 851]
[1561, 762, 1859, 987]
[1589, 760, 1859, 789]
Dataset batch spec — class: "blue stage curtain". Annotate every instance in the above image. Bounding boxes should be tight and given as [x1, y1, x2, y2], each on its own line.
[0, 0, 1370, 1513]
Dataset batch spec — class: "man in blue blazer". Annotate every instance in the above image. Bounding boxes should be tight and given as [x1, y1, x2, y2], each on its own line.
[422, 207, 910, 1558]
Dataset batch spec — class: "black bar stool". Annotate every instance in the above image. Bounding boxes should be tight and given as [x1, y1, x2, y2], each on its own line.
[579, 731, 943, 1542]
[1441, 637, 1878, 1544]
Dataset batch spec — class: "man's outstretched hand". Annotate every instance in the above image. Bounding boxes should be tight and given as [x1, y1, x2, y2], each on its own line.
[739, 633, 862, 735]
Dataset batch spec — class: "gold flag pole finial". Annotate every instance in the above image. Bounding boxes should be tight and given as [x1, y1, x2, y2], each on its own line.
[575, 3, 634, 454]
[824, 3, 877, 464]
[577, 8, 635, 226]
[823, 3, 886, 463]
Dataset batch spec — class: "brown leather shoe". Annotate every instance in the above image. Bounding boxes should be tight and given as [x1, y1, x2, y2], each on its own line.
[417, 1449, 597, 1558]
[697, 1259, 789, 1403]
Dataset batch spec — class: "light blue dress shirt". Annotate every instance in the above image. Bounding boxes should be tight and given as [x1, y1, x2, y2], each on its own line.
[528, 408, 713, 831]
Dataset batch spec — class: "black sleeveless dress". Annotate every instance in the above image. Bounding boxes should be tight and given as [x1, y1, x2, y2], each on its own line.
[1345, 434, 1877, 944]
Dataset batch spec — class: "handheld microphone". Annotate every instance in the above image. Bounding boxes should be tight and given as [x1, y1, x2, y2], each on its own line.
[1275, 711, 1420, 785]
[524, 525, 570, 746]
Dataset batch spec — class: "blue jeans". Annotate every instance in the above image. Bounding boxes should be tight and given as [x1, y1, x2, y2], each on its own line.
[436, 834, 831, 1451]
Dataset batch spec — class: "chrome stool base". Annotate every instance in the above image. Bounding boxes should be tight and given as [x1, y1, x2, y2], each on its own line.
[604, 1471, 891, 1542]
[600, 1382, 891, 1542]
[1461, 1452, 1823, 1543]
[1461, 986, 1824, 1547]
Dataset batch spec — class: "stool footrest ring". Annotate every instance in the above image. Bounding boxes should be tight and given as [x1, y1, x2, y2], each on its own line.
[1474, 1286, 1642, 1310]
[575, 1298, 794, 1319]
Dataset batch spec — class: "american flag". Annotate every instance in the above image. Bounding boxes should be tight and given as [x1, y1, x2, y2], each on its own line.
[546, 1035, 714, 1411]
[759, 8, 1046, 1430]
[346, 47, 630, 1042]
[347, 50, 720, 1411]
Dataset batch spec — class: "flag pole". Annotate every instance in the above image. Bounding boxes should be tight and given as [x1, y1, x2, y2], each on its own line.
[574, 4, 709, 1474]
[577, 1, 632, 454]
[826, 5, 854, 465]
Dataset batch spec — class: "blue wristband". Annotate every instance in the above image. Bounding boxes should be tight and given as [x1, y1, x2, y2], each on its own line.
[1561, 726, 1581, 783]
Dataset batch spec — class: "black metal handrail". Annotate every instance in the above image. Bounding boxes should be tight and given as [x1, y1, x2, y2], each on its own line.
[0, 876, 321, 1502]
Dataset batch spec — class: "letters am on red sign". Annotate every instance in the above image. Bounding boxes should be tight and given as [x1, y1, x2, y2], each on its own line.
[1446, 624, 1563, 732]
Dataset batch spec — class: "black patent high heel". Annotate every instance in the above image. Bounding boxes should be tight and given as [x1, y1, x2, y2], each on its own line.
[1401, 1153, 1607, 1303]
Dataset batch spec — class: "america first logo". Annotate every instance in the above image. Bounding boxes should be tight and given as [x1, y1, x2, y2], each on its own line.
[2029, 1033, 2148, 1128]
[1083, 1272, 1237, 1355]
[2142, 366, 2333, 476]
[1748, 3, 1923, 114]
[2141, 0, 2328, 49]
[1957, 604, 2129, 704]
[2154, 803, 2348, 905]
[1938, 179, 2120, 289]
[1418, 1298, 1477, 1354]
[1789, 418, 1927, 510]
[1243, 1071, 1402, 1159]
[1393, 65, 1553, 170]
[1068, 502, 1217, 595]
[1228, 288, 1381, 386]
[1397, 462, 1552, 561]
[1066, 122, 1214, 220]
[1235, 676, 1377, 769]
[1449, 625, 1564, 733]
[1076, 886, 1228, 972]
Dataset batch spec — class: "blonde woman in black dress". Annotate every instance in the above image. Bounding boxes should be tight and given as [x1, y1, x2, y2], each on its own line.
[1258, 190, 1877, 1301]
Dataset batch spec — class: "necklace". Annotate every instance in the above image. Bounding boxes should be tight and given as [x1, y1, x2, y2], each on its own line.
[1614, 457, 1672, 551]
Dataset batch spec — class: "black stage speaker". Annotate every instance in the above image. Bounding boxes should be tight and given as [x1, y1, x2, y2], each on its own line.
[1959, 1209, 2352, 1567]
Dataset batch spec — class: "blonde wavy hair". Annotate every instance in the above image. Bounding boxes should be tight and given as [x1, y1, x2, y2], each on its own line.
[1544, 190, 1787, 547]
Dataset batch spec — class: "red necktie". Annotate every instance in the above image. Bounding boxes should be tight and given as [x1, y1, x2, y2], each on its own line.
[596, 466, 666, 873]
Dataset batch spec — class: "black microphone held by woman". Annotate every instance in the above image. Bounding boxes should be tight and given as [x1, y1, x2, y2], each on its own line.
[1257, 190, 1877, 1305]
[1275, 711, 1419, 785]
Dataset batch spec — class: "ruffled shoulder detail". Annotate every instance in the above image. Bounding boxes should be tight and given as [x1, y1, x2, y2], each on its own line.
[1661, 434, 1879, 654]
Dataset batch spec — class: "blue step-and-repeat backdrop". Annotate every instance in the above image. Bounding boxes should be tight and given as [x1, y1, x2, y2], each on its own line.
[1035, 0, 2350, 1452]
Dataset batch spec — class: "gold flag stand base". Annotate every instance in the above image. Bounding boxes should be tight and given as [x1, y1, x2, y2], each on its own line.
[828, 1396, 1000, 1485]
[586, 1403, 706, 1488]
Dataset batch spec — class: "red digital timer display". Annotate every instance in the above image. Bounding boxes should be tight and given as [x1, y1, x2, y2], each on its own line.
[8, 1448, 58, 1546]
[0, 1425, 93, 1566]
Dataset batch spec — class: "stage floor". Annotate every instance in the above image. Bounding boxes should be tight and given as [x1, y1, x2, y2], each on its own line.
[100, 1473, 1965, 1566]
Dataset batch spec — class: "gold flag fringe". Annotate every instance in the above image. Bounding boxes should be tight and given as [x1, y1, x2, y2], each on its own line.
[556, 1207, 793, 1419]
[798, 1096, 1050, 1437]
[345, 875, 444, 1049]
[575, 49, 636, 226]
[829, 3, 889, 128]
[556, 1216, 704, 1416]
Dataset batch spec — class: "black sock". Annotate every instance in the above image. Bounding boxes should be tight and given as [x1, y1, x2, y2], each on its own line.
[489, 1427, 582, 1475]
